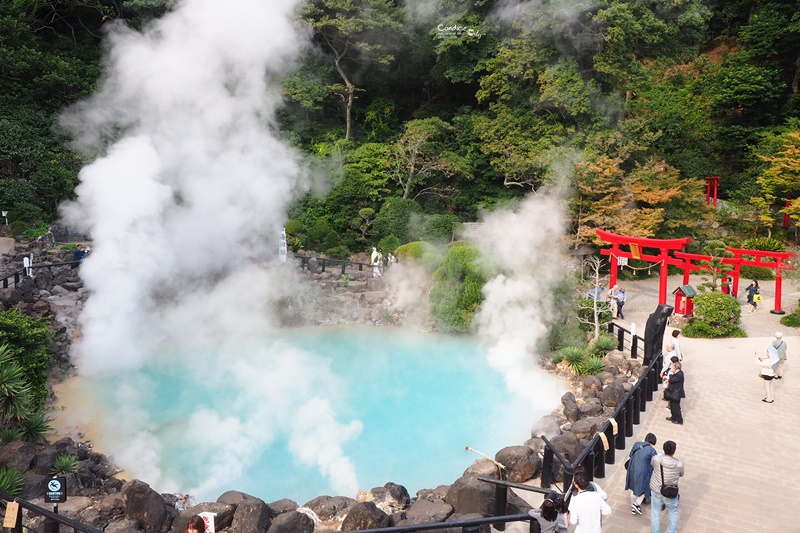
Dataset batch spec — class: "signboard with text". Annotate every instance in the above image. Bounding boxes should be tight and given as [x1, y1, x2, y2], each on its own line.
[44, 476, 67, 503]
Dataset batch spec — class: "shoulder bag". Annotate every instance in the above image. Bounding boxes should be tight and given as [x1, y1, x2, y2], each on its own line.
[624, 443, 647, 470]
[663, 387, 681, 401]
[660, 463, 679, 498]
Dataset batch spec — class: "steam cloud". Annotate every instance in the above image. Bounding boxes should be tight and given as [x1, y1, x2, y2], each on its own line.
[469, 191, 567, 408]
[59, 0, 362, 500]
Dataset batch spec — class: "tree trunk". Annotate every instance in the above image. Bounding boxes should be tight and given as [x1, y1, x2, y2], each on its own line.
[793, 51, 800, 94]
[333, 55, 355, 141]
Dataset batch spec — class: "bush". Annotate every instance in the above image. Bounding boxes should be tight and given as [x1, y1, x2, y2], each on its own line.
[592, 335, 618, 357]
[21, 223, 49, 238]
[9, 220, 28, 238]
[395, 241, 443, 272]
[60, 244, 78, 251]
[429, 242, 493, 332]
[18, 412, 53, 444]
[545, 321, 585, 352]
[324, 245, 350, 260]
[378, 234, 400, 254]
[0, 465, 23, 498]
[779, 313, 800, 328]
[683, 292, 743, 338]
[420, 214, 461, 244]
[372, 197, 423, 244]
[583, 357, 607, 375]
[742, 237, 785, 252]
[50, 454, 79, 475]
[0, 427, 23, 445]
[739, 266, 774, 281]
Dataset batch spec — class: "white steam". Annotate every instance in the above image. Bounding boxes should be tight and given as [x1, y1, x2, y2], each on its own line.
[469, 192, 567, 407]
[59, 0, 362, 500]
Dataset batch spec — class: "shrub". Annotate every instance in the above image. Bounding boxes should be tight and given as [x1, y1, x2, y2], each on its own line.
[429, 242, 493, 332]
[0, 465, 23, 498]
[742, 237, 785, 252]
[378, 235, 400, 254]
[740, 266, 774, 281]
[583, 357, 607, 375]
[372, 197, 423, 244]
[324, 245, 350, 260]
[592, 335, 618, 357]
[780, 313, 800, 328]
[684, 292, 743, 338]
[50, 454, 79, 475]
[60, 244, 78, 251]
[545, 321, 585, 352]
[420, 214, 461, 244]
[21, 223, 48, 238]
[9, 220, 28, 238]
[395, 241, 443, 272]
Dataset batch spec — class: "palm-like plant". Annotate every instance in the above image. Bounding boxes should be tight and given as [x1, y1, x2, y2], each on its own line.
[50, 454, 79, 475]
[0, 427, 24, 446]
[0, 345, 33, 426]
[18, 411, 53, 444]
[0, 465, 23, 499]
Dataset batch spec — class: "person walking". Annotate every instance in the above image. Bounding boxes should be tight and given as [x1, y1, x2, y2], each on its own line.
[772, 331, 788, 378]
[624, 433, 658, 515]
[607, 284, 619, 318]
[528, 497, 559, 533]
[756, 349, 775, 403]
[668, 329, 683, 359]
[567, 472, 612, 532]
[745, 280, 760, 313]
[649, 440, 684, 533]
[664, 360, 685, 424]
[615, 287, 627, 319]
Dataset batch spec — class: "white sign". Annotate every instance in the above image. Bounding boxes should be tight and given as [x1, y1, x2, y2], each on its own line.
[617, 257, 629, 266]
[199, 512, 216, 533]
[278, 228, 287, 263]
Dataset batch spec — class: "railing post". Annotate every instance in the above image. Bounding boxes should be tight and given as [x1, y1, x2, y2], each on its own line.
[632, 387, 641, 425]
[631, 335, 639, 359]
[607, 322, 614, 335]
[320, 259, 326, 272]
[617, 328, 624, 351]
[341, 262, 346, 275]
[493, 485, 507, 531]
[644, 369, 654, 402]
[615, 410, 626, 450]
[593, 440, 605, 479]
[625, 396, 634, 437]
[540, 447, 553, 488]
[604, 424, 616, 464]
[530, 517, 542, 533]
[358, 263, 363, 271]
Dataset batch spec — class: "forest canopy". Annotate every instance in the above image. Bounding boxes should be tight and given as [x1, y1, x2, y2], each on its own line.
[2, 0, 800, 253]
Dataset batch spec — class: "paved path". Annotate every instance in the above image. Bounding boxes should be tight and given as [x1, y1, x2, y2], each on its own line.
[596, 274, 800, 532]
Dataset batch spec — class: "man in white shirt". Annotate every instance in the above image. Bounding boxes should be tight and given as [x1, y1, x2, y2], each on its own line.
[568, 472, 612, 532]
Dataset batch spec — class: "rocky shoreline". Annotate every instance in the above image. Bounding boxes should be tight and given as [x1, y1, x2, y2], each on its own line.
[0, 238, 646, 533]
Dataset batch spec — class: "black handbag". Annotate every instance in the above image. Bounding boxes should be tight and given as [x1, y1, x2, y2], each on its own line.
[663, 387, 680, 401]
[660, 463, 679, 498]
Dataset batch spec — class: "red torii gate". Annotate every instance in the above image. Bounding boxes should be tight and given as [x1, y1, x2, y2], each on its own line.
[597, 229, 796, 314]
[596, 229, 691, 306]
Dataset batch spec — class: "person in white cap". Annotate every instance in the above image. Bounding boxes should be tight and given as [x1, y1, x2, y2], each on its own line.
[772, 332, 788, 378]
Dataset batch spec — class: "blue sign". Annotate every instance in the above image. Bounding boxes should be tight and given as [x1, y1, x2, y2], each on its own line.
[45, 477, 67, 503]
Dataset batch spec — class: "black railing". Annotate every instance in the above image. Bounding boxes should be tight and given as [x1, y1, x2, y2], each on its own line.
[539, 345, 664, 494]
[296, 255, 374, 275]
[0, 261, 82, 289]
[341, 512, 539, 533]
[0, 490, 105, 533]
[608, 322, 645, 359]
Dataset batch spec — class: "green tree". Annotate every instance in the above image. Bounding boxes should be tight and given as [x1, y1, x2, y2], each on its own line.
[299, 0, 402, 140]
[372, 197, 423, 244]
[752, 130, 800, 233]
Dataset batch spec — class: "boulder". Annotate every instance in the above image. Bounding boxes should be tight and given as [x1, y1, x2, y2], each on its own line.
[401, 498, 453, 524]
[550, 432, 583, 465]
[530, 414, 563, 440]
[415, 485, 449, 503]
[581, 375, 602, 390]
[341, 502, 389, 531]
[600, 381, 626, 407]
[367, 482, 410, 514]
[121, 480, 168, 533]
[0, 441, 37, 472]
[266, 510, 314, 533]
[495, 446, 540, 483]
[463, 459, 501, 478]
[523, 437, 545, 457]
[569, 418, 598, 439]
[231, 498, 272, 533]
[444, 475, 494, 516]
[303, 495, 355, 521]
[561, 392, 580, 423]
[267, 499, 298, 517]
[578, 397, 604, 417]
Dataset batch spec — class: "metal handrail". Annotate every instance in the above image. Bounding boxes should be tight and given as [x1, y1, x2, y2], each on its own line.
[295, 254, 377, 275]
[341, 512, 538, 533]
[0, 260, 82, 289]
[0, 490, 105, 533]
